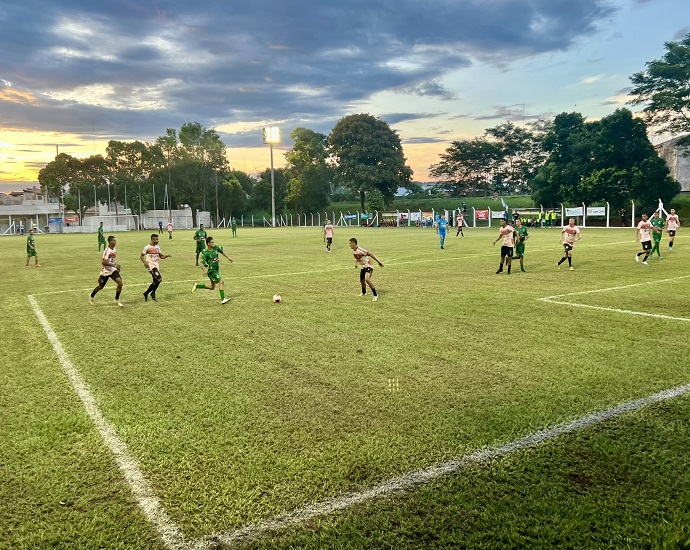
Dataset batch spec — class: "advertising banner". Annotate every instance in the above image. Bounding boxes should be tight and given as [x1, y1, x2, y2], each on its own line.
[476, 210, 489, 220]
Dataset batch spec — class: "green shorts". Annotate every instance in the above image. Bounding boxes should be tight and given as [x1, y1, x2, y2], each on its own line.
[98, 236, 106, 244]
[207, 270, 221, 284]
[196, 243, 205, 253]
[27, 249, 37, 257]
[515, 243, 525, 257]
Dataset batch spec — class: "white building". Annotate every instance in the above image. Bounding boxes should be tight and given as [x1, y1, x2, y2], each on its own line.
[655, 137, 690, 193]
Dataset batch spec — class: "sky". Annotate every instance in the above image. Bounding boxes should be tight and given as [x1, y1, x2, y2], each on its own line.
[1, 0, 688, 193]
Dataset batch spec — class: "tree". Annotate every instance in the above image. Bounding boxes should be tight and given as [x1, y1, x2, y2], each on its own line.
[328, 114, 412, 209]
[38, 153, 81, 198]
[230, 170, 255, 197]
[485, 122, 548, 194]
[285, 128, 332, 214]
[364, 188, 385, 213]
[61, 155, 110, 223]
[218, 175, 247, 218]
[106, 140, 165, 217]
[252, 168, 288, 215]
[430, 138, 502, 197]
[532, 109, 680, 209]
[155, 122, 229, 226]
[629, 33, 690, 140]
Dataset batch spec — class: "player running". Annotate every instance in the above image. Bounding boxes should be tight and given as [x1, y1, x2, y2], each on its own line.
[140, 234, 171, 301]
[493, 218, 516, 274]
[349, 238, 384, 301]
[636, 213, 652, 265]
[90, 235, 124, 307]
[26, 229, 40, 267]
[194, 224, 207, 266]
[514, 218, 529, 272]
[666, 208, 680, 251]
[192, 236, 233, 305]
[558, 218, 582, 271]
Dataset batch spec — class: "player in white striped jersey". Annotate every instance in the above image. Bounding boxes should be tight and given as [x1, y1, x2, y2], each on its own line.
[89, 235, 124, 306]
[140, 234, 172, 301]
[665, 208, 680, 251]
[558, 218, 581, 271]
[349, 238, 384, 301]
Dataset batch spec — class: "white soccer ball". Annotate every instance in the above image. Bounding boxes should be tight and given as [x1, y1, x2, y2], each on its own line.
[273, 294, 282, 303]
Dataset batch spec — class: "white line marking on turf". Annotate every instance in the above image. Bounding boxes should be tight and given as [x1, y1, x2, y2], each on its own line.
[27, 295, 200, 550]
[201, 382, 690, 548]
[539, 275, 690, 322]
[539, 299, 690, 322]
[540, 274, 690, 300]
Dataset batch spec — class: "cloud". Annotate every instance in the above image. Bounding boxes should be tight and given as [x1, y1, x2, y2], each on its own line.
[381, 113, 441, 125]
[1, 0, 617, 145]
[672, 26, 690, 40]
[402, 136, 447, 144]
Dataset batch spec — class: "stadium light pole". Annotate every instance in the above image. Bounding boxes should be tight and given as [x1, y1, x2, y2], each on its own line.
[263, 126, 280, 227]
[214, 167, 220, 227]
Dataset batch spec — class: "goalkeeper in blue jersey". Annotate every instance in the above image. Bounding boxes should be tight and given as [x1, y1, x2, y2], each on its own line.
[436, 215, 448, 249]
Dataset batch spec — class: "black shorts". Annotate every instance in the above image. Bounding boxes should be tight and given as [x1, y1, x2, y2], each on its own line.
[563, 243, 573, 253]
[149, 267, 161, 281]
[500, 246, 513, 258]
[668, 230, 676, 237]
[326, 237, 332, 244]
[360, 266, 373, 281]
[98, 270, 121, 286]
[642, 241, 652, 251]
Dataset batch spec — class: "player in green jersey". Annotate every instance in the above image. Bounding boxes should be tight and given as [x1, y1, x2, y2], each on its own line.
[26, 229, 40, 267]
[514, 218, 529, 272]
[231, 217, 237, 237]
[193, 224, 207, 266]
[98, 221, 106, 251]
[649, 211, 664, 259]
[192, 236, 233, 304]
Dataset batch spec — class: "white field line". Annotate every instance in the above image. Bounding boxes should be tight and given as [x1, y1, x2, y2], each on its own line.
[539, 299, 690, 322]
[539, 274, 690, 322]
[201, 382, 690, 548]
[27, 295, 201, 550]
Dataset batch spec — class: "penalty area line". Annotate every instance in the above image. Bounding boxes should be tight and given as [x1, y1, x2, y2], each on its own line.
[200, 382, 690, 548]
[539, 298, 690, 322]
[27, 295, 200, 550]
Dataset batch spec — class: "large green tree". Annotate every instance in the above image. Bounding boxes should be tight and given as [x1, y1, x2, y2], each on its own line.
[328, 114, 412, 209]
[532, 109, 680, 210]
[61, 155, 110, 223]
[486, 122, 549, 194]
[284, 128, 332, 215]
[106, 140, 165, 217]
[252, 168, 288, 217]
[155, 122, 229, 226]
[40, 153, 110, 223]
[430, 138, 503, 197]
[629, 33, 690, 140]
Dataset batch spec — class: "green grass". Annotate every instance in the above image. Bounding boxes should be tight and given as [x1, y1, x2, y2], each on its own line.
[2, 224, 689, 549]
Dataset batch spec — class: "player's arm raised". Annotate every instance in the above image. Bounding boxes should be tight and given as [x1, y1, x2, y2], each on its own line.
[368, 251, 384, 267]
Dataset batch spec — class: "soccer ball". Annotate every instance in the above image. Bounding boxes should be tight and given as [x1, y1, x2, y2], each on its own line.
[273, 294, 282, 303]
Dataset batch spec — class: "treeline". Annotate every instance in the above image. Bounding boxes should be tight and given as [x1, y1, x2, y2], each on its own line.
[36, 33, 690, 221]
[38, 114, 413, 226]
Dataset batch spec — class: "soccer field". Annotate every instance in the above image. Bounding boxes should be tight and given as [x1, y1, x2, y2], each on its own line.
[2, 225, 690, 549]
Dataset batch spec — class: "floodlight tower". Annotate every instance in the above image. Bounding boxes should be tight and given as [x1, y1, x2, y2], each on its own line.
[263, 126, 280, 227]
